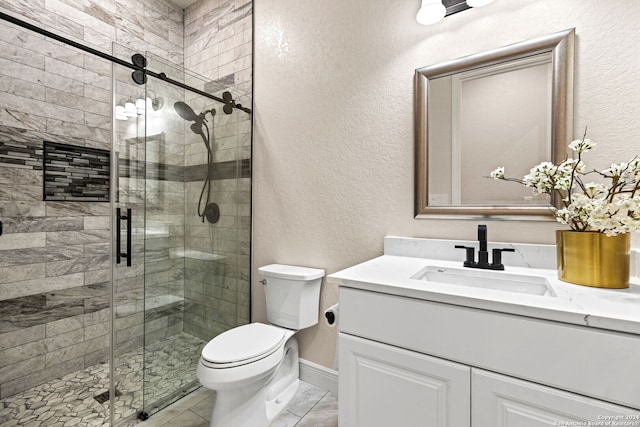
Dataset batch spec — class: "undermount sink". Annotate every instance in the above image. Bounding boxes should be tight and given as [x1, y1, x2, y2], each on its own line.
[411, 266, 556, 297]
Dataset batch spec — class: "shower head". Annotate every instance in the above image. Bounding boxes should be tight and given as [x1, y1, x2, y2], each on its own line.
[174, 101, 205, 137]
[174, 101, 217, 137]
[174, 101, 199, 122]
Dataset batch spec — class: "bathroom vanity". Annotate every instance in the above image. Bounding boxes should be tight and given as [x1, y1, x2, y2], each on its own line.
[329, 237, 640, 427]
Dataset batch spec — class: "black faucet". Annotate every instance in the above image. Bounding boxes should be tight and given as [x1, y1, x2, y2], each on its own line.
[455, 224, 514, 270]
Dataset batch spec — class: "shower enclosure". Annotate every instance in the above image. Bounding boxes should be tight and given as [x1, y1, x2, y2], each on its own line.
[0, 12, 251, 426]
[111, 46, 252, 422]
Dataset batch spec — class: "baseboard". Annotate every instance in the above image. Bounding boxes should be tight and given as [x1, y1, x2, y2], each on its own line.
[299, 358, 338, 397]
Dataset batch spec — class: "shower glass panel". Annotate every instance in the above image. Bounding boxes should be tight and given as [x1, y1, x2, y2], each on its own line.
[112, 46, 250, 424]
[141, 54, 205, 417]
[112, 42, 149, 424]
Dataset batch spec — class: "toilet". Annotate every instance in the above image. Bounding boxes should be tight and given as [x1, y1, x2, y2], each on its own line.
[196, 264, 325, 427]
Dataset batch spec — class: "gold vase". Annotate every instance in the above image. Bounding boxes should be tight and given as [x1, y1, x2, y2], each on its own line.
[556, 230, 630, 289]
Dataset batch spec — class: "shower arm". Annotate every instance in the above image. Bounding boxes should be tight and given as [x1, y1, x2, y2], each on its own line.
[0, 11, 251, 115]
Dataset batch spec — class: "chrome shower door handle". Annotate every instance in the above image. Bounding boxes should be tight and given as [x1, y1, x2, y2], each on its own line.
[116, 208, 132, 267]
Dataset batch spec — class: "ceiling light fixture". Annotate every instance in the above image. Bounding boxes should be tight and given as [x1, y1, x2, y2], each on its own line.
[417, 0, 496, 25]
[135, 98, 146, 115]
[123, 100, 137, 118]
[467, 0, 494, 7]
[115, 94, 164, 121]
[115, 105, 127, 121]
[416, 0, 446, 25]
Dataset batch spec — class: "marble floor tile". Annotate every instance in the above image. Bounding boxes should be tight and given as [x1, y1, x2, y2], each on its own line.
[295, 393, 339, 427]
[139, 380, 337, 427]
[281, 381, 329, 418]
[268, 410, 301, 427]
[154, 409, 209, 427]
[187, 393, 214, 421]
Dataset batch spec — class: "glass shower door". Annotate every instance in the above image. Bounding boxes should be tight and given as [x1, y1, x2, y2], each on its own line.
[139, 53, 246, 417]
[112, 47, 248, 424]
[112, 43, 149, 424]
[138, 54, 197, 416]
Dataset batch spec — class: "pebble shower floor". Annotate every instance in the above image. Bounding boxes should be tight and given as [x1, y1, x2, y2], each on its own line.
[0, 333, 204, 426]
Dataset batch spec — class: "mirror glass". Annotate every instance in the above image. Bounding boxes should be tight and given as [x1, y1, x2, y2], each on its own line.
[415, 29, 574, 219]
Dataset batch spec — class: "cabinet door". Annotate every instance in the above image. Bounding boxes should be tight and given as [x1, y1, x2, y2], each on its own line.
[472, 369, 640, 426]
[339, 333, 470, 427]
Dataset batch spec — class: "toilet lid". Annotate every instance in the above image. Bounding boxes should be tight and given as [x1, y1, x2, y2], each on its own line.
[201, 323, 285, 365]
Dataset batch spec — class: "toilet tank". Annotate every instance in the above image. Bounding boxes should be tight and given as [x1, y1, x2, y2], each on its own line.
[259, 264, 324, 330]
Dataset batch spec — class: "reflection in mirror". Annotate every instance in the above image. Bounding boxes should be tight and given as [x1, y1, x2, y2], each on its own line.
[415, 28, 574, 219]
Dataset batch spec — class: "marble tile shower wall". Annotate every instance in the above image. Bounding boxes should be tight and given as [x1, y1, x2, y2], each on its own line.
[0, 0, 184, 399]
[183, 0, 252, 338]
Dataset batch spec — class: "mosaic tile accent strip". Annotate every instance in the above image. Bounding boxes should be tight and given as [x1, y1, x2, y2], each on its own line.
[43, 142, 110, 202]
[0, 138, 42, 170]
[118, 159, 185, 182]
[184, 159, 250, 182]
[118, 158, 249, 183]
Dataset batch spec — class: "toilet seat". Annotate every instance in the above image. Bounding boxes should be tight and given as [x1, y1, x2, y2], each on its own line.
[201, 323, 286, 368]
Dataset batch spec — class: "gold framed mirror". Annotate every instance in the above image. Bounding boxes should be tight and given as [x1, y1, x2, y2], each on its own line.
[415, 28, 575, 219]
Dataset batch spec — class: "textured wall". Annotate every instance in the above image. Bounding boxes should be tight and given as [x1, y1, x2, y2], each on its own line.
[0, 0, 183, 399]
[253, 0, 640, 368]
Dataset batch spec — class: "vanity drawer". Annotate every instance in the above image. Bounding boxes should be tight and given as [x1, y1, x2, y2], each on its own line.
[340, 286, 640, 410]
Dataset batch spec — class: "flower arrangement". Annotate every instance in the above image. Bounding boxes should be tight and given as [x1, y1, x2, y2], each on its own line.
[489, 132, 640, 236]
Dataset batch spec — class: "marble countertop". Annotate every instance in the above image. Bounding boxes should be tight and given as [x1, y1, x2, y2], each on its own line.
[329, 237, 640, 335]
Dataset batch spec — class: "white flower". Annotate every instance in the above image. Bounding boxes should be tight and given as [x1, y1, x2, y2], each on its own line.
[629, 158, 640, 183]
[583, 182, 607, 198]
[603, 162, 627, 178]
[488, 134, 640, 235]
[554, 159, 584, 191]
[490, 167, 505, 179]
[523, 162, 556, 194]
[568, 138, 596, 153]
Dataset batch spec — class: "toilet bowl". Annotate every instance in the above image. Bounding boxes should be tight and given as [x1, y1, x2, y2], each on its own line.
[196, 264, 324, 427]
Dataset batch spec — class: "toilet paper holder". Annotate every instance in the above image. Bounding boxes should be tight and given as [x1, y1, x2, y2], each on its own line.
[324, 303, 339, 326]
[325, 310, 336, 325]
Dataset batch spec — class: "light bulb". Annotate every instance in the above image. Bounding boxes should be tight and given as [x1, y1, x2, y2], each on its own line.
[115, 105, 127, 121]
[467, 0, 494, 7]
[124, 100, 137, 118]
[135, 98, 146, 115]
[416, 0, 446, 25]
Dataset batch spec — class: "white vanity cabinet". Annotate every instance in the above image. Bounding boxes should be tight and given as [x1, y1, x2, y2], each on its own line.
[472, 369, 640, 426]
[338, 286, 640, 427]
[340, 333, 470, 427]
